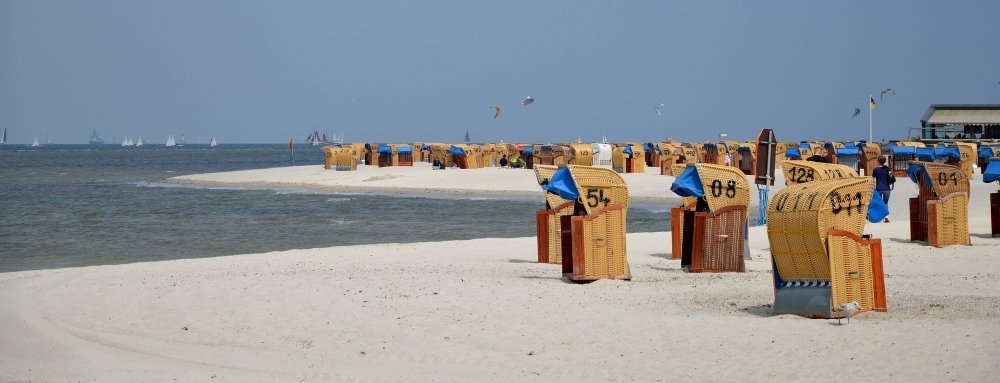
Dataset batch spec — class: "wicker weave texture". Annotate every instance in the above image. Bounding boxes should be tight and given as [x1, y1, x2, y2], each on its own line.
[694, 164, 751, 212]
[828, 231, 876, 312]
[572, 209, 629, 279]
[567, 143, 594, 166]
[567, 165, 630, 214]
[929, 192, 970, 247]
[533, 165, 571, 209]
[767, 178, 874, 281]
[699, 207, 747, 272]
[911, 161, 970, 198]
[781, 160, 859, 184]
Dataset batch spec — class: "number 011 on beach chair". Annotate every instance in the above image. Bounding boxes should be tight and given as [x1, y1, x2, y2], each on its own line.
[767, 177, 889, 317]
[539, 165, 630, 282]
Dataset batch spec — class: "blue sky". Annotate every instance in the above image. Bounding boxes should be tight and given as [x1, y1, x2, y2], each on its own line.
[2, 1, 998, 144]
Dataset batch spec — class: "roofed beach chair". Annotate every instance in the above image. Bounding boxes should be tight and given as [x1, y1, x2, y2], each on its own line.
[540, 165, 630, 281]
[781, 160, 858, 185]
[669, 164, 751, 272]
[534, 165, 576, 264]
[907, 161, 971, 247]
[768, 178, 889, 317]
[984, 157, 1000, 237]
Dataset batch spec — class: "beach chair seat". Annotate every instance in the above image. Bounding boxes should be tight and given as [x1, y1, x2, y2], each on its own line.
[669, 164, 751, 272]
[768, 178, 888, 318]
[534, 165, 575, 264]
[539, 165, 630, 281]
[906, 161, 970, 247]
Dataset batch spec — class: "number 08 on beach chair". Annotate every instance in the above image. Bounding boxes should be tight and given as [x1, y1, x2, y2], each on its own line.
[767, 177, 889, 317]
[669, 164, 751, 272]
[539, 165, 630, 281]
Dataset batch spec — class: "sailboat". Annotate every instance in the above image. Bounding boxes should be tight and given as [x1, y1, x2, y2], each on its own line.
[210, 136, 217, 147]
[122, 136, 129, 146]
[165, 135, 176, 147]
[135, 135, 143, 147]
[1, 127, 6, 144]
[46, 137, 52, 144]
[31, 136, 40, 147]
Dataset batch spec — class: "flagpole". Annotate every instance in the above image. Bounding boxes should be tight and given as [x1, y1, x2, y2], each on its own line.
[869, 94, 873, 143]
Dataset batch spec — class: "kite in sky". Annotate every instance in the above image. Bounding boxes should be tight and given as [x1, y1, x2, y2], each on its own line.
[852, 107, 860, 119]
[880, 88, 895, 100]
[655, 103, 664, 115]
[522, 96, 534, 106]
[491, 105, 501, 118]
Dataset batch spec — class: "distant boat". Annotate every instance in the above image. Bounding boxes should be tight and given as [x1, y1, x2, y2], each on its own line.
[122, 136, 130, 146]
[210, 136, 217, 147]
[165, 135, 176, 147]
[306, 129, 324, 145]
[46, 137, 52, 144]
[1, 127, 6, 144]
[89, 130, 104, 145]
[31, 136, 40, 147]
[135, 135, 143, 147]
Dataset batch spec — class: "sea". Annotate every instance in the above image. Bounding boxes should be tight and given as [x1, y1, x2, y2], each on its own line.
[0, 144, 672, 273]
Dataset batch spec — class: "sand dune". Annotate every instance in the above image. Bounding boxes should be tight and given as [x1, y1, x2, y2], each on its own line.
[2, 163, 999, 382]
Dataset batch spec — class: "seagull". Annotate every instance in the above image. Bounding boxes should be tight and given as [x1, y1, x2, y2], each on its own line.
[832, 301, 860, 325]
[880, 89, 895, 100]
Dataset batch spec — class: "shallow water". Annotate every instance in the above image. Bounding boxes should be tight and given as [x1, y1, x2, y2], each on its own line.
[0, 144, 671, 273]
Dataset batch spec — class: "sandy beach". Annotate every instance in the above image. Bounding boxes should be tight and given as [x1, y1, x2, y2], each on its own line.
[3, 163, 999, 382]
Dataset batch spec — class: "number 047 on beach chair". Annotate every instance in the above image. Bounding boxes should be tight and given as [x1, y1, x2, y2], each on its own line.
[539, 165, 631, 282]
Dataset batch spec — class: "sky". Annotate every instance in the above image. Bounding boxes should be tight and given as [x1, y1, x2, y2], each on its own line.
[2, 1, 999, 145]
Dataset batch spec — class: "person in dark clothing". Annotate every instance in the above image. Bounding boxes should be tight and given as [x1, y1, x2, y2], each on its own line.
[806, 148, 829, 163]
[871, 156, 893, 223]
[499, 155, 509, 168]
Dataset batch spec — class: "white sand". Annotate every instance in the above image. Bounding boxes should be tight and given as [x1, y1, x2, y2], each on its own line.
[3, 163, 1000, 382]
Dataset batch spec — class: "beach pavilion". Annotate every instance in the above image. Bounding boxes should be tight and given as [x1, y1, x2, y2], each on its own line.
[917, 104, 1000, 141]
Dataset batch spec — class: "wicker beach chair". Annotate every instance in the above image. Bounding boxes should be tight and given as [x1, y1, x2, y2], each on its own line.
[984, 157, 1000, 237]
[767, 177, 888, 317]
[906, 161, 971, 247]
[780, 160, 858, 185]
[539, 165, 631, 281]
[669, 164, 751, 272]
[534, 165, 575, 264]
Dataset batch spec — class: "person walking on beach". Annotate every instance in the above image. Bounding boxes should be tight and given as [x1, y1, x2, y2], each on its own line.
[871, 156, 893, 222]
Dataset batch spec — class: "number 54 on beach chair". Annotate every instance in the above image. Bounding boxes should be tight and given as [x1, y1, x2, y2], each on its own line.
[538, 165, 630, 282]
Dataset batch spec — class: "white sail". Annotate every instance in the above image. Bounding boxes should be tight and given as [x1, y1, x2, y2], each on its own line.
[135, 135, 142, 146]
[210, 136, 217, 147]
[122, 136, 129, 146]
[165, 135, 176, 147]
[32, 136, 40, 147]
[1, 127, 6, 144]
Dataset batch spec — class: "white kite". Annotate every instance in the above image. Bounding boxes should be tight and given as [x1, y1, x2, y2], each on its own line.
[522, 96, 534, 106]
[655, 103, 664, 115]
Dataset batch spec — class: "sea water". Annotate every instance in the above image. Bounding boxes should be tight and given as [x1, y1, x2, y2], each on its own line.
[0, 144, 671, 273]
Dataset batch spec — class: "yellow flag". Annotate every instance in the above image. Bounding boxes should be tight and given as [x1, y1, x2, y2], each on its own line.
[870, 96, 876, 110]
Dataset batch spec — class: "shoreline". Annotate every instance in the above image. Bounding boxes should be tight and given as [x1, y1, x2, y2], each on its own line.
[3, 163, 999, 381]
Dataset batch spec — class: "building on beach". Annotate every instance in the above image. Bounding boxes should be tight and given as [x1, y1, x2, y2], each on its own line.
[918, 104, 1000, 141]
